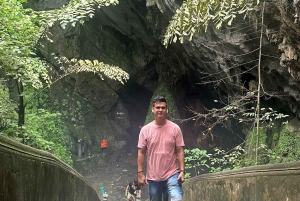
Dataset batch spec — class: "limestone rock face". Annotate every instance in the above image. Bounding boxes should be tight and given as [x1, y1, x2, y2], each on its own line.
[26, 0, 300, 171]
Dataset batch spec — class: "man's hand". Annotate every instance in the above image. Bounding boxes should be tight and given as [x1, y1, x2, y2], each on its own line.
[138, 172, 147, 186]
[177, 172, 185, 184]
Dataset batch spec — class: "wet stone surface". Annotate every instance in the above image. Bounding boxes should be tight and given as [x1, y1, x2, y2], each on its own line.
[84, 152, 149, 201]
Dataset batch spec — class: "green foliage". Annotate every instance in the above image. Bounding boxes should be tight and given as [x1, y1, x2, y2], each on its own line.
[1, 0, 127, 121]
[144, 83, 177, 124]
[163, 0, 259, 46]
[1, 108, 74, 165]
[0, 82, 73, 165]
[57, 57, 129, 84]
[185, 148, 210, 177]
[243, 127, 270, 166]
[241, 127, 284, 166]
[0, 0, 51, 89]
[32, 0, 119, 30]
[25, 109, 73, 165]
[270, 128, 300, 163]
[241, 107, 289, 126]
[0, 81, 18, 131]
[0, 0, 127, 166]
[1, 0, 124, 90]
[184, 146, 244, 177]
[242, 126, 300, 166]
[210, 145, 244, 172]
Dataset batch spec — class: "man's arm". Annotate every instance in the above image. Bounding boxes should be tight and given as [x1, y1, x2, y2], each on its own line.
[137, 147, 147, 186]
[176, 146, 185, 182]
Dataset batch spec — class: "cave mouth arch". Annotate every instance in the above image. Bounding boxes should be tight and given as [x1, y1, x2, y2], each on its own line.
[117, 79, 153, 149]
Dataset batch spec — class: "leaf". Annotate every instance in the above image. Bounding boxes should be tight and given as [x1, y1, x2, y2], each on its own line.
[216, 20, 223, 29]
[79, 19, 85, 24]
[180, 36, 184, 43]
[61, 23, 67, 29]
[173, 35, 177, 43]
[227, 16, 234, 26]
[189, 33, 193, 41]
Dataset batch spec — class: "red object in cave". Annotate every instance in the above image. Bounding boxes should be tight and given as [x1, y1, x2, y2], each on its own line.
[100, 139, 108, 149]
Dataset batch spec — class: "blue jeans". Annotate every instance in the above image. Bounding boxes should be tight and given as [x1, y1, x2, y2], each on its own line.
[148, 173, 183, 201]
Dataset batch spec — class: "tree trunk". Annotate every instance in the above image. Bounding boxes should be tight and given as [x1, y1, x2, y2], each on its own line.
[255, 1, 265, 165]
[17, 80, 25, 126]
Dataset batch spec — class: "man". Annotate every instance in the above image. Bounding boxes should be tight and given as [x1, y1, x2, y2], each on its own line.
[137, 96, 185, 201]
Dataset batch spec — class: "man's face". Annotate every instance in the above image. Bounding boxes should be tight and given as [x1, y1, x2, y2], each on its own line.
[152, 102, 168, 119]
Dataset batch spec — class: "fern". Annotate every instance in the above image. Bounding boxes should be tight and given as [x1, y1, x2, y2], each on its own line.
[163, 0, 259, 46]
[57, 57, 129, 84]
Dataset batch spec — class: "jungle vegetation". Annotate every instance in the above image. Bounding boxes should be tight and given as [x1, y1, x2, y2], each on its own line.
[163, 0, 299, 176]
[0, 0, 128, 165]
[1, 0, 296, 171]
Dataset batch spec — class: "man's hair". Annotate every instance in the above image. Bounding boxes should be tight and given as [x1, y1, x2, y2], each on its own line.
[152, 96, 167, 107]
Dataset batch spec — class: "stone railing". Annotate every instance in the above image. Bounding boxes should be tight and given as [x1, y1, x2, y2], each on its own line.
[0, 135, 100, 201]
[183, 161, 300, 201]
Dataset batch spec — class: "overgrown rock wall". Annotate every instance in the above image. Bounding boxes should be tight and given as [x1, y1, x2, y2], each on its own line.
[0, 135, 100, 201]
[183, 161, 300, 201]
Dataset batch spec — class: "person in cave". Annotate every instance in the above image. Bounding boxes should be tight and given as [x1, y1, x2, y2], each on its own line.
[125, 180, 141, 201]
[137, 95, 185, 201]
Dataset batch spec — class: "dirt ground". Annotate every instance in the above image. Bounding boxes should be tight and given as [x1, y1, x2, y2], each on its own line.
[84, 149, 149, 201]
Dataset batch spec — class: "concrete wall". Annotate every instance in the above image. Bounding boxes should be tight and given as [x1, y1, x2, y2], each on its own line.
[0, 135, 100, 201]
[3, 132, 300, 201]
[183, 161, 300, 201]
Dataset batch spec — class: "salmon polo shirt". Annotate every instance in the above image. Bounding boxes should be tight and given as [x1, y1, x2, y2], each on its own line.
[138, 120, 185, 181]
